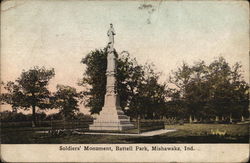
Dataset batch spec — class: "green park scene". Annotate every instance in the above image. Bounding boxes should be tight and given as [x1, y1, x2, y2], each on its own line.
[1, 1, 249, 144]
[1, 44, 249, 143]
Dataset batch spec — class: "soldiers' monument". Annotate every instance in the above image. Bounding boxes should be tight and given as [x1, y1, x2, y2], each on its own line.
[89, 24, 134, 131]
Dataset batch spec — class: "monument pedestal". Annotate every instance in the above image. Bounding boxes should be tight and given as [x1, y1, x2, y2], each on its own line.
[89, 95, 134, 131]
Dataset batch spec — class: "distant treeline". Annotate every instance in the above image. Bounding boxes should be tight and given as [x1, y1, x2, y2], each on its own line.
[1, 48, 249, 127]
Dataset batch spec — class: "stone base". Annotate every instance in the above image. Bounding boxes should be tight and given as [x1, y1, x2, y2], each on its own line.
[89, 106, 134, 131]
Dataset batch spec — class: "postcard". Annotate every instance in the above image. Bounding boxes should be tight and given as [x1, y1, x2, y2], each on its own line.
[1, 0, 249, 162]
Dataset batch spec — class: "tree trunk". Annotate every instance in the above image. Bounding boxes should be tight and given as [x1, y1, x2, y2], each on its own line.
[12, 107, 17, 113]
[189, 115, 193, 123]
[193, 116, 197, 122]
[32, 105, 36, 127]
[215, 116, 219, 122]
[62, 113, 66, 129]
[163, 116, 166, 121]
[229, 113, 233, 123]
[241, 115, 245, 122]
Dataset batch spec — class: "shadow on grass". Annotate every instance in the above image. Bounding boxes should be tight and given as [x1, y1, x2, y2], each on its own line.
[124, 135, 249, 143]
[1, 123, 249, 144]
[2, 130, 249, 144]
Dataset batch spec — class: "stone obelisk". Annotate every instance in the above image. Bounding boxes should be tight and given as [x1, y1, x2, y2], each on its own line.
[89, 24, 134, 131]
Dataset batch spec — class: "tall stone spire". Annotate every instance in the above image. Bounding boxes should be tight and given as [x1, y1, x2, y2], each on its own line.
[89, 24, 134, 131]
[105, 23, 117, 100]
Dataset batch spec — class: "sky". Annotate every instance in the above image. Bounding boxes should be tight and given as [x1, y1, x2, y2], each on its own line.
[1, 0, 249, 113]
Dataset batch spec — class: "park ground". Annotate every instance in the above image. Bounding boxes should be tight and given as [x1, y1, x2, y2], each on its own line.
[1, 123, 249, 144]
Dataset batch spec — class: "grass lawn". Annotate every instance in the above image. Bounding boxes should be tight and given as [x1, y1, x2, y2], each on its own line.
[1, 123, 249, 144]
[127, 123, 249, 143]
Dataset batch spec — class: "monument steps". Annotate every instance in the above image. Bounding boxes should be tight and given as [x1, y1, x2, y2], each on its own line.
[90, 109, 135, 130]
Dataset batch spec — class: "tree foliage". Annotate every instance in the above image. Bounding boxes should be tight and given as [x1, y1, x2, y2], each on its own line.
[80, 49, 166, 119]
[52, 84, 79, 120]
[1, 81, 25, 112]
[79, 49, 107, 114]
[169, 57, 249, 121]
[1, 67, 55, 126]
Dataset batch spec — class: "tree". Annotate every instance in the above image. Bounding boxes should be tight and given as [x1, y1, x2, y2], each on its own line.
[229, 63, 249, 119]
[165, 88, 187, 120]
[169, 62, 193, 121]
[206, 58, 249, 120]
[1, 81, 25, 112]
[125, 63, 167, 119]
[116, 51, 145, 117]
[80, 49, 166, 119]
[79, 49, 107, 114]
[0, 81, 4, 105]
[185, 61, 210, 121]
[2, 67, 55, 127]
[52, 84, 79, 120]
[169, 57, 249, 122]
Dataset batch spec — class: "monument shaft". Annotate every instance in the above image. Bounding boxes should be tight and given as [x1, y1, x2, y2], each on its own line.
[89, 24, 134, 131]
